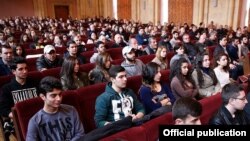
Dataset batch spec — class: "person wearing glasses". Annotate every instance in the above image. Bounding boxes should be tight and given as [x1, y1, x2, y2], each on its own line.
[36, 45, 63, 72]
[209, 83, 249, 125]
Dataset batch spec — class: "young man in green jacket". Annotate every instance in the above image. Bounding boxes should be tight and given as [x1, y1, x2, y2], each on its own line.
[94, 65, 145, 128]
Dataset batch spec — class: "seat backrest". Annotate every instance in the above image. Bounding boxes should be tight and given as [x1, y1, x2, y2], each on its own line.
[41, 67, 61, 79]
[76, 83, 106, 133]
[81, 50, 95, 63]
[26, 58, 38, 72]
[107, 48, 123, 60]
[141, 112, 173, 141]
[137, 54, 155, 64]
[79, 63, 95, 73]
[199, 93, 222, 124]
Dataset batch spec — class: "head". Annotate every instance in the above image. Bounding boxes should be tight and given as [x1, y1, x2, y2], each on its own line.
[170, 58, 193, 88]
[148, 37, 157, 49]
[95, 41, 106, 53]
[10, 57, 28, 79]
[142, 62, 161, 86]
[173, 44, 185, 55]
[61, 56, 79, 76]
[122, 46, 136, 62]
[0, 45, 13, 64]
[96, 52, 111, 70]
[44, 45, 57, 62]
[213, 52, 230, 72]
[182, 34, 190, 43]
[109, 65, 127, 90]
[218, 35, 227, 47]
[67, 40, 78, 56]
[114, 33, 122, 44]
[195, 53, 218, 87]
[13, 45, 26, 57]
[221, 83, 247, 110]
[39, 76, 63, 109]
[128, 38, 139, 49]
[155, 46, 167, 62]
[195, 53, 210, 69]
[172, 97, 202, 125]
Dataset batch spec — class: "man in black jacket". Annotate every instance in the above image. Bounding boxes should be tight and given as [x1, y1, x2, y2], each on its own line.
[209, 83, 249, 125]
[0, 57, 39, 135]
[36, 45, 63, 71]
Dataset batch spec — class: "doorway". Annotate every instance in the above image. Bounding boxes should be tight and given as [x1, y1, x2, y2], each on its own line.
[54, 5, 69, 21]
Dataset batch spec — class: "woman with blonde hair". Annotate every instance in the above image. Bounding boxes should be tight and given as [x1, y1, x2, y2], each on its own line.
[151, 46, 168, 70]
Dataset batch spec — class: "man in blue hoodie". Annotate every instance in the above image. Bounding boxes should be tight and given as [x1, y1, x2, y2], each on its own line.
[94, 65, 145, 128]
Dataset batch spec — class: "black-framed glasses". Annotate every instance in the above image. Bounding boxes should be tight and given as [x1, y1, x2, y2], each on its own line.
[233, 96, 247, 101]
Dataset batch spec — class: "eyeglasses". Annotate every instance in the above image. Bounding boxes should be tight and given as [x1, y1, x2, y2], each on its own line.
[233, 96, 247, 101]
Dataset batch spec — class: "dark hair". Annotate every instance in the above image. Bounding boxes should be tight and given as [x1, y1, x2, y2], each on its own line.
[60, 56, 79, 90]
[172, 97, 202, 120]
[213, 52, 230, 72]
[13, 45, 26, 57]
[195, 53, 218, 87]
[221, 83, 244, 105]
[9, 56, 27, 70]
[0, 45, 12, 53]
[173, 44, 184, 54]
[95, 52, 111, 70]
[142, 62, 160, 86]
[109, 65, 125, 78]
[66, 40, 76, 48]
[39, 76, 62, 96]
[95, 41, 104, 49]
[170, 58, 196, 88]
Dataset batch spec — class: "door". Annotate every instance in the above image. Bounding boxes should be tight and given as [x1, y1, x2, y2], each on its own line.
[54, 5, 69, 21]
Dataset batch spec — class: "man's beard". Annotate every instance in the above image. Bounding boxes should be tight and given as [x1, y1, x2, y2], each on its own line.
[126, 57, 135, 62]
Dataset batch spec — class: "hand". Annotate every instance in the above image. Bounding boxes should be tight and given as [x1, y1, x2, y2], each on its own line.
[229, 63, 236, 69]
[160, 98, 171, 106]
[8, 112, 13, 119]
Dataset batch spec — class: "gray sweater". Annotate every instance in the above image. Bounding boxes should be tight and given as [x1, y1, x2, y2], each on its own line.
[121, 59, 145, 77]
[26, 104, 85, 141]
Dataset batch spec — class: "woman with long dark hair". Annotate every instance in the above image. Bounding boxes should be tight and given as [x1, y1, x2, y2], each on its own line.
[192, 53, 221, 98]
[60, 56, 89, 90]
[170, 58, 198, 100]
[139, 62, 175, 114]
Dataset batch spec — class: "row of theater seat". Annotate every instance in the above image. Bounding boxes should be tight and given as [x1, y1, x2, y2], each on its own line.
[0, 54, 159, 89]
[101, 93, 222, 141]
[12, 70, 173, 141]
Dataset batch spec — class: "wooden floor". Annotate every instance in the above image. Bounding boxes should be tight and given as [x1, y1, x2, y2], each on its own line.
[0, 127, 17, 141]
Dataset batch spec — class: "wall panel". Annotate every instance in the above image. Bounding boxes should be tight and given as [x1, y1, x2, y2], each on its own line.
[168, 0, 193, 24]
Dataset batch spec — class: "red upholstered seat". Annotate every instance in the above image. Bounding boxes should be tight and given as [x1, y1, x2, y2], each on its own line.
[81, 50, 95, 63]
[79, 63, 95, 73]
[76, 83, 106, 133]
[41, 67, 61, 79]
[137, 54, 155, 64]
[142, 112, 173, 141]
[107, 47, 123, 60]
[199, 93, 222, 124]
[26, 58, 38, 72]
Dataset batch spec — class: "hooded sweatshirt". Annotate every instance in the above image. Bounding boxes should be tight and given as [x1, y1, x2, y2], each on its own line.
[94, 82, 145, 128]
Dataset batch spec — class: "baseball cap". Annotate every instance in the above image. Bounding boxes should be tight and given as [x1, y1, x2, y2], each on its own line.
[44, 45, 56, 54]
[122, 46, 134, 56]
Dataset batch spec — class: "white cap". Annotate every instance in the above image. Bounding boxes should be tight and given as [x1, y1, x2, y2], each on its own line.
[44, 45, 55, 54]
[122, 46, 134, 56]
